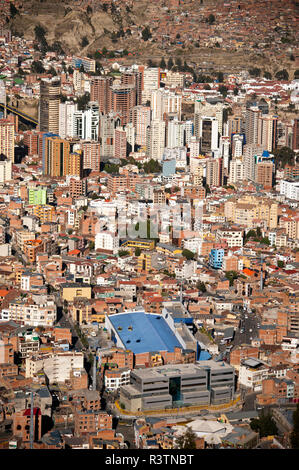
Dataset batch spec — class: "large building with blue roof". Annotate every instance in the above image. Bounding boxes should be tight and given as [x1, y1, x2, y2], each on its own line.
[105, 311, 184, 355]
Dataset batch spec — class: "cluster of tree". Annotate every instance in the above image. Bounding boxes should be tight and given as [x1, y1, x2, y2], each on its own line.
[206, 14, 215, 25]
[290, 404, 299, 449]
[225, 271, 239, 287]
[81, 36, 89, 48]
[175, 428, 197, 449]
[197, 281, 207, 293]
[10, 2, 18, 18]
[273, 146, 295, 169]
[76, 92, 90, 111]
[275, 69, 289, 81]
[249, 68, 261, 77]
[143, 159, 162, 174]
[31, 60, 45, 74]
[142, 26, 152, 41]
[118, 250, 130, 257]
[250, 410, 278, 438]
[244, 228, 270, 246]
[182, 249, 196, 260]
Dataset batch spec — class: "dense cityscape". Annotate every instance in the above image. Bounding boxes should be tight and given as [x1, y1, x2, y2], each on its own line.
[0, 0, 298, 453]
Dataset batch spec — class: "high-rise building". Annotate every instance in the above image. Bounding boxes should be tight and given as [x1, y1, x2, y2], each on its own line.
[142, 67, 160, 104]
[200, 117, 219, 154]
[90, 76, 113, 114]
[228, 158, 244, 184]
[73, 102, 99, 141]
[0, 118, 14, 162]
[39, 79, 61, 134]
[147, 119, 165, 161]
[243, 144, 263, 181]
[255, 161, 274, 189]
[67, 151, 83, 178]
[292, 118, 299, 152]
[59, 101, 77, 139]
[130, 105, 151, 147]
[109, 84, 136, 126]
[114, 127, 127, 159]
[257, 115, 278, 152]
[167, 118, 185, 148]
[206, 157, 223, 187]
[43, 135, 70, 177]
[245, 106, 261, 145]
[100, 112, 121, 157]
[0, 155, 12, 182]
[81, 141, 101, 171]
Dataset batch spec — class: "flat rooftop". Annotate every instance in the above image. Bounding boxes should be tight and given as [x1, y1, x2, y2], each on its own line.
[108, 311, 183, 354]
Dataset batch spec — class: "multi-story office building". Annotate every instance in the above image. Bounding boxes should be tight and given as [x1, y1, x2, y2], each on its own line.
[257, 115, 278, 152]
[59, 101, 77, 139]
[292, 118, 299, 151]
[114, 127, 127, 159]
[0, 155, 12, 182]
[90, 76, 113, 114]
[39, 78, 60, 134]
[81, 141, 101, 171]
[119, 361, 235, 412]
[130, 105, 151, 147]
[147, 119, 165, 161]
[100, 112, 121, 157]
[73, 102, 99, 141]
[109, 83, 136, 126]
[43, 135, 70, 177]
[200, 117, 219, 154]
[245, 106, 261, 145]
[255, 161, 274, 189]
[0, 118, 14, 162]
[142, 67, 160, 104]
[206, 157, 223, 187]
[228, 158, 244, 184]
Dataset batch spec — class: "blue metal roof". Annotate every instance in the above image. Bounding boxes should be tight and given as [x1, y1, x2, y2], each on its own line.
[109, 311, 183, 354]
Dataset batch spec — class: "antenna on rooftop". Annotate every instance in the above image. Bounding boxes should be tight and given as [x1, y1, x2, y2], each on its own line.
[29, 391, 34, 450]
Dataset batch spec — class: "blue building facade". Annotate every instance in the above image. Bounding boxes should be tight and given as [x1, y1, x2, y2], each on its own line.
[209, 248, 224, 269]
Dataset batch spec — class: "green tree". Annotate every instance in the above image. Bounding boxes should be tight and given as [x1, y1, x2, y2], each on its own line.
[277, 260, 284, 268]
[275, 69, 289, 81]
[197, 281, 207, 293]
[264, 71, 272, 80]
[167, 57, 174, 70]
[160, 57, 166, 68]
[250, 410, 278, 438]
[217, 71, 224, 83]
[294, 70, 299, 80]
[31, 61, 45, 74]
[135, 247, 141, 257]
[249, 67, 261, 77]
[219, 85, 228, 97]
[142, 26, 152, 41]
[225, 271, 238, 287]
[81, 36, 89, 48]
[143, 159, 162, 174]
[76, 92, 90, 111]
[10, 2, 18, 17]
[290, 403, 299, 449]
[118, 250, 130, 257]
[207, 14, 215, 25]
[182, 249, 196, 260]
[175, 427, 197, 449]
[273, 146, 295, 168]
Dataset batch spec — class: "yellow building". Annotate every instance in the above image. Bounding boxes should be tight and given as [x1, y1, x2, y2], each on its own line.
[62, 284, 92, 302]
[33, 205, 55, 223]
[121, 239, 155, 251]
[225, 196, 278, 229]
